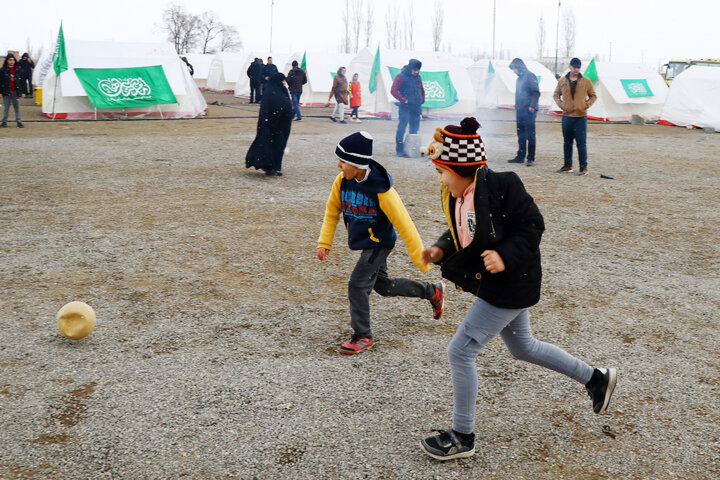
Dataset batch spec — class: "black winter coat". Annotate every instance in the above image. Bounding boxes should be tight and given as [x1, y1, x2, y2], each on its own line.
[286, 67, 307, 94]
[0, 66, 27, 95]
[247, 62, 262, 82]
[245, 73, 293, 172]
[433, 167, 544, 308]
[261, 64, 278, 82]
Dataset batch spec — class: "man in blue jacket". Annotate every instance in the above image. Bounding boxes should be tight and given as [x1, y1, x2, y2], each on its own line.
[508, 58, 540, 166]
[391, 59, 425, 157]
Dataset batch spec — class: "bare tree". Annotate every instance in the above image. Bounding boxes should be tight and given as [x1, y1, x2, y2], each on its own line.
[161, 3, 190, 53]
[385, 3, 400, 48]
[536, 14, 546, 59]
[562, 7, 576, 57]
[350, 0, 364, 53]
[403, 1, 415, 50]
[180, 13, 200, 54]
[25, 38, 43, 64]
[363, 1, 374, 47]
[198, 12, 223, 54]
[219, 24, 243, 52]
[341, 0, 351, 53]
[431, 0, 443, 52]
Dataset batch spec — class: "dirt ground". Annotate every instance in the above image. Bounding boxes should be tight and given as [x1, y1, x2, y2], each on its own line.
[1, 91, 719, 479]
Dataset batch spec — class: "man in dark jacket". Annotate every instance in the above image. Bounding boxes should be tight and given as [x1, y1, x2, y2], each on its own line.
[18, 53, 35, 97]
[508, 58, 540, 166]
[247, 58, 262, 103]
[286, 60, 307, 121]
[0, 54, 27, 127]
[390, 58, 425, 157]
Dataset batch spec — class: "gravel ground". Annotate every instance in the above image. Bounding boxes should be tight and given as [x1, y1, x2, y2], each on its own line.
[1, 93, 719, 479]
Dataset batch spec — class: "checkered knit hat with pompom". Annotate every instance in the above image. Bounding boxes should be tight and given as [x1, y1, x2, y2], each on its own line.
[432, 117, 487, 177]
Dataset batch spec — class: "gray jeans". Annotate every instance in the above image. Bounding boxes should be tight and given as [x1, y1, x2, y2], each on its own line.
[2, 91, 21, 123]
[448, 298, 594, 434]
[348, 247, 433, 338]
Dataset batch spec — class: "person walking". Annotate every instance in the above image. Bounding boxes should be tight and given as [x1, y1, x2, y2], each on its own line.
[326, 67, 349, 124]
[508, 58, 540, 166]
[348, 73, 362, 123]
[418, 117, 617, 461]
[18, 53, 35, 98]
[286, 60, 307, 121]
[553, 57, 597, 176]
[0, 54, 27, 128]
[317, 131, 446, 354]
[245, 73, 293, 176]
[390, 59, 424, 157]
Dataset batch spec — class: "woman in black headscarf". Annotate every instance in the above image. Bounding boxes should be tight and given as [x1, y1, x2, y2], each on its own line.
[245, 72, 293, 176]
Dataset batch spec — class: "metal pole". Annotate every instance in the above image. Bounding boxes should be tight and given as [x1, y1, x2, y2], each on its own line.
[270, 0, 275, 51]
[492, 0, 496, 59]
[554, 0, 561, 77]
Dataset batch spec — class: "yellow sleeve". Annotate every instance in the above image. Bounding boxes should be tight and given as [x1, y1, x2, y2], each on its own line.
[378, 188, 431, 273]
[317, 174, 343, 250]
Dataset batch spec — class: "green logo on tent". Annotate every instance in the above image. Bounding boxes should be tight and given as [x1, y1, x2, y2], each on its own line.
[620, 79, 654, 97]
[387, 67, 458, 108]
[74, 66, 177, 108]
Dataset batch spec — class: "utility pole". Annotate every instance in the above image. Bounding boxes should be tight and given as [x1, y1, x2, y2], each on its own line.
[270, 0, 275, 51]
[492, 0, 496, 59]
[554, 0, 561, 77]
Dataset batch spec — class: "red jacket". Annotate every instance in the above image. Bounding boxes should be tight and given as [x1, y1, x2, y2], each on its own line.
[349, 81, 361, 107]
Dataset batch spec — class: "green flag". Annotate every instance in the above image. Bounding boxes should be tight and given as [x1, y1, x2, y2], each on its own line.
[387, 67, 457, 108]
[584, 58, 598, 83]
[53, 22, 68, 75]
[300, 51, 306, 70]
[74, 66, 177, 108]
[484, 60, 495, 89]
[369, 45, 380, 93]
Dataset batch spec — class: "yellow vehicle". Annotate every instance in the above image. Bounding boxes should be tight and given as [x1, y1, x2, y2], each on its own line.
[663, 59, 720, 84]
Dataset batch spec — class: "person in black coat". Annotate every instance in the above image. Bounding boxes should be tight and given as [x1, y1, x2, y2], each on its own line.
[0, 54, 27, 127]
[246, 58, 262, 103]
[245, 73, 293, 176]
[18, 53, 35, 97]
[508, 58, 540, 166]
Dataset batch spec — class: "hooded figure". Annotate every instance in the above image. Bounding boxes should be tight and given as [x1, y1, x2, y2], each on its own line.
[508, 58, 540, 165]
[245, 72, 293, 176]
[390, 58, 425, 157]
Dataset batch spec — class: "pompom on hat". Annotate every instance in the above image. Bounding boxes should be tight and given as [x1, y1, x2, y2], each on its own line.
[336, 131, 373, 169]
[426, 117, 487, 177]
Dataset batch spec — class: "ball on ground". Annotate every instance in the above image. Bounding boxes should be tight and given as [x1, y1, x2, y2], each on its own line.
[56, 301, 96, 339]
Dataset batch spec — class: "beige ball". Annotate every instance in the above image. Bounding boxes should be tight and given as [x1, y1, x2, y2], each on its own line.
[57, 301, 96, 339]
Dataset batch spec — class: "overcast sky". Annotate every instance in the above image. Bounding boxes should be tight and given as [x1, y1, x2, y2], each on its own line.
[2, 0, 718, 68]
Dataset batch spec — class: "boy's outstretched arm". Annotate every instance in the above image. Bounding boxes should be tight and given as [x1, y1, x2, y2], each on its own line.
[317, 174, 343, 259]
[378, 188, 431, 273]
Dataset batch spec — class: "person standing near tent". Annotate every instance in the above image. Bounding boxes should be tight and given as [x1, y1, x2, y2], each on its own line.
[348, 73, 362, 123]
[247, 58, 263, 103]
[326, 67, 349, 124]
[180, 56, 194, 76]
[261, 57, 278, 84]
[286, 60, 307, 121]
[553, 57, 597, 176]
[0, 54, 27, 128]
[245, 73, 292, 176]
[508, 58, 540, 166]
[391, 59, 424, 157]
[18, 53, 35, 98]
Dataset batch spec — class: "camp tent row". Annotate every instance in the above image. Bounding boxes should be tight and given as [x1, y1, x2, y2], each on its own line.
[42, 39, 207, 119]
[659, 66, 720, 132]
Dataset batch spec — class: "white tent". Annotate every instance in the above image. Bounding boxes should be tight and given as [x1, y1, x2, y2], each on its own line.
[33, 51, 53, 88]
[474, 59, 558, 109]
[550, 61, 668, 122]
[233, 52, 298, 98]
[205, 51, 246, 92]
[659, 66, 720, 131]
[184, 53, 213, 89]
[41, 40, 207, 120]
[358, 49, 476, 119]
[297, 52, 355, 106]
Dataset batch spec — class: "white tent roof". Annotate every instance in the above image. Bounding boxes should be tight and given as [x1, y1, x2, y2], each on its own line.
[41, 39, 206, 119]
[184, 53, 213, 80]
[550, 61, 668, 122]
[298, 52, 355, 106]
[660, 66, 720, 131]
[474, 59, 558, 109]
[206, 51, 246, 92]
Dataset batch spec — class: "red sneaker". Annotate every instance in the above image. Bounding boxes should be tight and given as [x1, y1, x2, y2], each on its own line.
[338, 335, 373, 354]
[429, 281, 446, 320]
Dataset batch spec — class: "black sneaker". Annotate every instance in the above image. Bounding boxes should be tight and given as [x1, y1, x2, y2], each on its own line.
[557, 164, 573, 173]
[17, 122, 24, 128]
[508, 157, 524, 163]
[421, 429, 475, 461]
[0, 122, 6, 128]
[339, 120, 347, 124]
[526, 160, 535, 167]
[586, 367, 617, 414]
[330, 117, 337, 122]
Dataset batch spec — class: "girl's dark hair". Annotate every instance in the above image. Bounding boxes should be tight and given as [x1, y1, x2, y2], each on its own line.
[2, 54, 17, 68]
